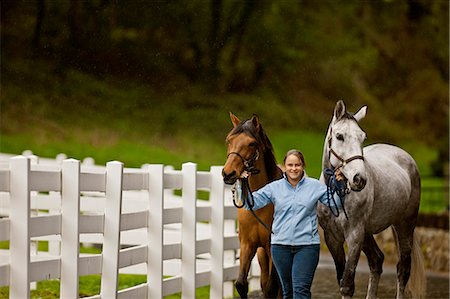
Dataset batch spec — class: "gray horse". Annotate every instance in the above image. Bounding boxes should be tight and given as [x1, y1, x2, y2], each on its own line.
[317, 101, 426, 299]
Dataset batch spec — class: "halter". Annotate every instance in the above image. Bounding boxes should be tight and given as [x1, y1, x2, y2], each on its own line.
[324, 127, 365, 220]
[227, 149, 260, 174]
[327, 128, 365, 170]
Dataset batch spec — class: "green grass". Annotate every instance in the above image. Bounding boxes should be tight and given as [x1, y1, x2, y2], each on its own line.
[0, 239, 210, 298]
[1, 128, 445, 214]
[420, 177, 449, 213]
[1, 57, 443, 175]
[0, 132, 206, 170]
[1, 128, 439, 178]
[0, 276, 211, 299]
[271, 130, 326, 178]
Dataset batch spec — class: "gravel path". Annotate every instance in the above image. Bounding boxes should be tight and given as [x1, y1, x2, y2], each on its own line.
[237, 253, 449, 298]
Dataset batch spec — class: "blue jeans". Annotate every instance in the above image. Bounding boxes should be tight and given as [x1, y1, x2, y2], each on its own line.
[271, 244, 320, 299]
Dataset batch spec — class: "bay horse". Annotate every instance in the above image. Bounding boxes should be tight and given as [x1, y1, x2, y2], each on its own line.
[222, 113, 282, 298]
[317, 100, 426, 299]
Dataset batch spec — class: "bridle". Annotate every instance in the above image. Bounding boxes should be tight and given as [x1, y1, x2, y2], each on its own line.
[227, 148, 260, 174]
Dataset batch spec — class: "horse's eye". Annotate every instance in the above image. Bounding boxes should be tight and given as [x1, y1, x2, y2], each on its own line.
[336, 134, 344, 141]
[249, 142, 258, 147]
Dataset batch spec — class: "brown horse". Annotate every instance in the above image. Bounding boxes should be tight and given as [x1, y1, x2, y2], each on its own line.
[222, 113, 282, 298]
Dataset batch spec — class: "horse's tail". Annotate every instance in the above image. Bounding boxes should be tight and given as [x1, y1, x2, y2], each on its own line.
[406, 231, 426, 299]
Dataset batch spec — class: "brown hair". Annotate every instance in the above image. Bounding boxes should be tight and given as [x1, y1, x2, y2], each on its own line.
[283, 149, 306, 168]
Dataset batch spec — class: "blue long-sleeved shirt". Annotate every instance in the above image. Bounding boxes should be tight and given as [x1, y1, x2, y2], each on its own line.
[244, 174, 340, 246]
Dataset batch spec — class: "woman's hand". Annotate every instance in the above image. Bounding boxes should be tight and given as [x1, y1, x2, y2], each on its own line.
[335, 169, 345, 181]
[240, 171, 250, 179]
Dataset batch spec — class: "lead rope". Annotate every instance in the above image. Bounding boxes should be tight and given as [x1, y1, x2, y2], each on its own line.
[232, 177, 273, 234]
[323, 168, 349, 220]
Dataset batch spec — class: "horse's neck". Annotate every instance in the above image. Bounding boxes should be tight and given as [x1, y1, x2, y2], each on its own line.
[249, 152, 279, 191]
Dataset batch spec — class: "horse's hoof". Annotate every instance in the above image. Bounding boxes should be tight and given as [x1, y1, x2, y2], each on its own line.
[264, 281, 280, 298]
[265, 290, 279, 299]
[235, 281, 248, 298]
[340, 286, 354, 297]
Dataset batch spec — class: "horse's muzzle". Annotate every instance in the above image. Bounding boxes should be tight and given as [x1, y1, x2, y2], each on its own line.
[222, 169, 238, 185]
[350, 173, 366, 191]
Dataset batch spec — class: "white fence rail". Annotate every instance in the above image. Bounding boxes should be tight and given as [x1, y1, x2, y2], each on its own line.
[0, 153, 262, 298]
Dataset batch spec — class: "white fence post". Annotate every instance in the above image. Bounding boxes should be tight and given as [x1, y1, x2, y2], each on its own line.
[224, 186, 237, 298]
[147, 164, 164, 298]
[49, 153, 67, 257]
[28, 155, 38, 291]
[9, 156, 31, 299]
[210, 166, 225, 299]
[100, 161, 124, 299]
[60, 159, 81, 299]
[181, 162, 197, 299]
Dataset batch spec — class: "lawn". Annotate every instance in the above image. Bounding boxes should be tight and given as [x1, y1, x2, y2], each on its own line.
[0, 276, 211, 299]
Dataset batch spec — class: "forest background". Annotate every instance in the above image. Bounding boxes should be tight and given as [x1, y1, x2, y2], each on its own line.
[1, 0, 448, 184]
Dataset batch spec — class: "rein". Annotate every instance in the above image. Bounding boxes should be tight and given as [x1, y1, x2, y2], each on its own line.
[232, 177, 273, 234]
[323, 168, 349, 220]
[228, 146, 273, 233]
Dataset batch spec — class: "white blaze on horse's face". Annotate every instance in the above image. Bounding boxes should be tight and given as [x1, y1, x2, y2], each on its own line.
[329, 102, 368, 191]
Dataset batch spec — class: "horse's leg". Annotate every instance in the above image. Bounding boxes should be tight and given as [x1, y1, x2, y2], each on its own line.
[270, 260, 282, 299]
[236, 241, 258, 298]
[323, 229, 346, 286]
[392, 225, 413, 299]
[362, 234, 384, 299]
[256, 247, 271, 298]
[340, 227, 365, 298]
[259, 243, 281, 298]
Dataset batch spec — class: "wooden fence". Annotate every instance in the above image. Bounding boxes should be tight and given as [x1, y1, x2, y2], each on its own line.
[0, 153, 263, 299]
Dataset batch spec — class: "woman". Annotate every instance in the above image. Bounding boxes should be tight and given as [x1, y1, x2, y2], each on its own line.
[242, 149, 340, 299]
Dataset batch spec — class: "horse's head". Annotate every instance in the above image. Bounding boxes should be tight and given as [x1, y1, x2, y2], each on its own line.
[326, 100, 368, 192]
[222, 112, 265, 185]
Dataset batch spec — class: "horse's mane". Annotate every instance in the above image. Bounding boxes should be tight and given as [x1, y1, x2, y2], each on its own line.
[228, 119, 281, 182]
[341, 111, 357, 121]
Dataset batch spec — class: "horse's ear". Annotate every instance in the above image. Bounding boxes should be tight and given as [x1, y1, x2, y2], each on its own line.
[230, 112, 240, 127]
[333, 100, 346, 121]
[251, 114, 261, 132]
[354, 106, 367, 122]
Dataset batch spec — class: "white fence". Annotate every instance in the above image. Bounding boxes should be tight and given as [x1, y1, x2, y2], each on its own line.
[0, 153, 262, 298]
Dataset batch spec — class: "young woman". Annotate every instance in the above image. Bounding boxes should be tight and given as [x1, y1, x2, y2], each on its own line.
[243, 149, 340, 299]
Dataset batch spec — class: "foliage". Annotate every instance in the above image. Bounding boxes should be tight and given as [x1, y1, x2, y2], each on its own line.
[1, 0, 447, 161]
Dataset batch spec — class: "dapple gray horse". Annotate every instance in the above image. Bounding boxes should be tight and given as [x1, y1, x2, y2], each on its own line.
[317, 101, 426, 299]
